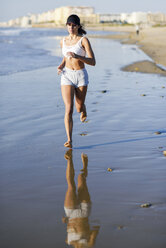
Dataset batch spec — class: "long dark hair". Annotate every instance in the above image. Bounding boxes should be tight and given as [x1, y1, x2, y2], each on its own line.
[78, 25, 87, 35]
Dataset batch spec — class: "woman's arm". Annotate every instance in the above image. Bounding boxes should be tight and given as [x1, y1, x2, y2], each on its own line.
[67, 37, 96, 66]
[57, 57, 66, 74]
[57, 40, 66, 74]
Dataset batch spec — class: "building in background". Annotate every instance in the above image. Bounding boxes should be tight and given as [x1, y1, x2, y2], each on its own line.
[147, 12, 166, 25]
[99, 14, 121, 24]
[0, 6, 166, 27]
[120, 12, 148, 24]
[100, 11, 166, 25]
[53, 6, 98, 25]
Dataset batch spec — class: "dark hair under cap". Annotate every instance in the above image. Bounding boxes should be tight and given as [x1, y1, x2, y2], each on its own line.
[66, 14, 87, 35]
[66, 14, 80, 25]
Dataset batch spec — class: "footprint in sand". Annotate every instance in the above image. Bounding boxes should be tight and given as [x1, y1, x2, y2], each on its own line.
[80, 132, 88, 136]
[140, 94, 146, 96]
[103, 75, 111, 80]
[91, 109, 98, 112]
[117, 225, 125, 230]
[96, 94, 102, 98]
[140, 203, 152, 208]
[105, 69, 112, 76]
[155, 131, 162, 135]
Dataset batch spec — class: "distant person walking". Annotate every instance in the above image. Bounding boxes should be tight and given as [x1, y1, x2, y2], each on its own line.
[135, 24, 139, 35]
[57, 14, 96, 148]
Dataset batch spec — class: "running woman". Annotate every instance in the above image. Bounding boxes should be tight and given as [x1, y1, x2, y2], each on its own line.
[57, 14, 96, 148]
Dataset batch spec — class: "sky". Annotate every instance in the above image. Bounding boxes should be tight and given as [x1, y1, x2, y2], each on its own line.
[1, 0, 166, 22]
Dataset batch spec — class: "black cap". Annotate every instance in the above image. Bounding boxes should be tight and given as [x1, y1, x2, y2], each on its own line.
[66, 15, 80, 25]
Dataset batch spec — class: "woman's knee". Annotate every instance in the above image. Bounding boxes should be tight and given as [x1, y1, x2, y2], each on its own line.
[65, 106, 73, 116]
[78, 173, 85, 183]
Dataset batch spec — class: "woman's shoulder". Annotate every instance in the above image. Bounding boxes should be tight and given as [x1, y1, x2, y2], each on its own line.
[61, 36, 67, 42]
[63, 35, 68, 40]
[81, 36, 90, 45]
[81, 35, 88, 39]
[79, 35, 88, 43]
[60, 36, 67, 47]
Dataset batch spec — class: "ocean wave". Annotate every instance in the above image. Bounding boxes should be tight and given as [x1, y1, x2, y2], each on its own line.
[0, 27, 30, 36]
[0, 28, 63, 76]
[0, 27, 114, 76]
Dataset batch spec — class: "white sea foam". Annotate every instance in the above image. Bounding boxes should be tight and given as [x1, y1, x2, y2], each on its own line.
[0, 27, 63, 76]
[0, 27, 30, 36]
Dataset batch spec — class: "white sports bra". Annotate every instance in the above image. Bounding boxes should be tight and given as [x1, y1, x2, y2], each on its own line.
[62, 36, 86, 58]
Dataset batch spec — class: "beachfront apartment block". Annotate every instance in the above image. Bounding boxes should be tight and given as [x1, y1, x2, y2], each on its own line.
[29, 6, 97, 26]
[147, 12, 166, 24]
[99, 14, 121, 23]
[100, 11, 166, 25]
[12, 6, 98, 27]
[99, 12, 148, 24]
[1, 6, 166, 27]
[121, 12, 148, 24]
[52, 6, 98, 25]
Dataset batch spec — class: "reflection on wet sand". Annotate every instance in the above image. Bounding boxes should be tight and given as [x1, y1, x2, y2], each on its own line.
[63, 150, 100, 248]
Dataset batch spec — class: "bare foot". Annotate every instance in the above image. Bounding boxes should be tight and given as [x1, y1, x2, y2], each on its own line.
[81, 153, 88, 176]
[80, 104, 87, 123]
[64, 149, 72, 160]
[64, 141, 72, 148]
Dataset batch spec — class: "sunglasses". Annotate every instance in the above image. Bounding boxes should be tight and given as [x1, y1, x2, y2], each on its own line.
[67, 23, 77, 28]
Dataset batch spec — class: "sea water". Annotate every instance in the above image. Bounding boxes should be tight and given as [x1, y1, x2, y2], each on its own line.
[0, 27, 114, 76]
[1, 27, 166, 248]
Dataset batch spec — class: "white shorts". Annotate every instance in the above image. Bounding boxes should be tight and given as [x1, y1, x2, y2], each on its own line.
[64, 203, 91, 219]
[61, 67, 89, 88]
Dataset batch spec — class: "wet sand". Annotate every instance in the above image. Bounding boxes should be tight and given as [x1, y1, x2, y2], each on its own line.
[121, 60, 166, 76]
[88, 25, 166, 76]
[0, 37, 166, 248]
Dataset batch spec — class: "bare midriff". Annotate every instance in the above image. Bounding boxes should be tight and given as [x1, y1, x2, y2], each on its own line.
[65, 58, 85, 70]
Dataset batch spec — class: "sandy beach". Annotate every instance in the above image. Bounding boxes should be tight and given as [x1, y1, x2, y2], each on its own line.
[0, 28, 166, 248]
[32, 22, 166, 75]
[88, 25, 166, 76]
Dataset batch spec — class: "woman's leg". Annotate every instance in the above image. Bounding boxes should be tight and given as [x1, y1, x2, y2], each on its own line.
[64, 150, 78, 208]
[75, 86, 87, 122]
[61, 85, 75, 147]
[77, 153, 91, 204]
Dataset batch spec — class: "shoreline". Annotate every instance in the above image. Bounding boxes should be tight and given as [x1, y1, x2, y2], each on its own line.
[33, 23, 166, 76]
[87, 25, 166, 76]
[1, 28, 166, 248]
[15, 23, 166, 76]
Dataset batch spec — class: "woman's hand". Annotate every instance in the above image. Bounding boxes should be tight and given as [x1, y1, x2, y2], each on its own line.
[66, 52, 77, 59]
[65, 38, 96, 66]
[57, 64, 64, 75]
[57, 57, 66, 75]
